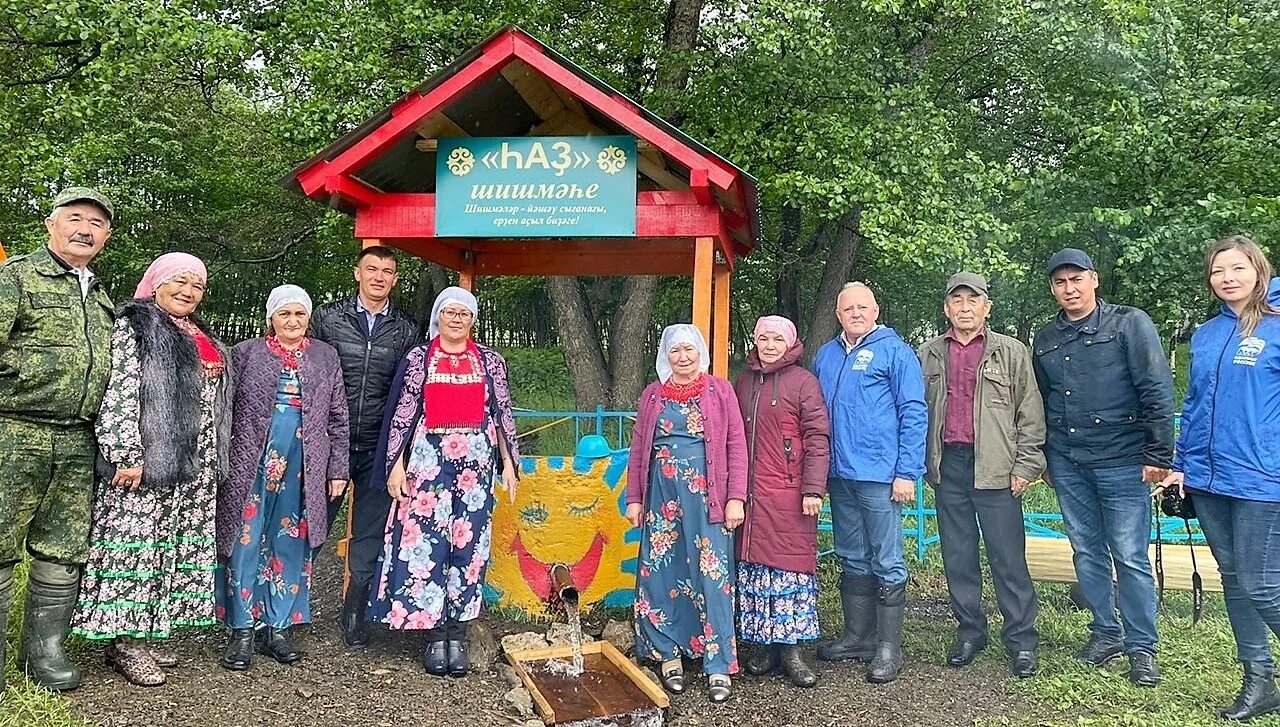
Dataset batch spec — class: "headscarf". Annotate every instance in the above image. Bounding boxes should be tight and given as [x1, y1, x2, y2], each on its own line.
[134, 252, 207, 299]
[655, 324, 710, 383]
[752, 315, 798, 349]
[265, 284, 313, 326]
[429, 285, 479, 339]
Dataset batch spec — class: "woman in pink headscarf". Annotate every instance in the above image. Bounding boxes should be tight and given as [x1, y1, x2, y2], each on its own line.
[732, 315, 831, 688]
[72, 253, 232, 686]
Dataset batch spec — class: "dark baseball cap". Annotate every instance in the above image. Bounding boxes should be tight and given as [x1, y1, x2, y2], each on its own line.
[944, 272, 988, 297]
[1046, 248, 1095, 276]
[51, 186, 114, 222]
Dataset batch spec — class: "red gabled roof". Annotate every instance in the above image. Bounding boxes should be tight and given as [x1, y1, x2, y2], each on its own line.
[282, 25, 759, 257]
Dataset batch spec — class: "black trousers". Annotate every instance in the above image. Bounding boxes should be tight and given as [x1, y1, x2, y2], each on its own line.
[326, 449, 393, 596]
[937, 444, 1038, 652]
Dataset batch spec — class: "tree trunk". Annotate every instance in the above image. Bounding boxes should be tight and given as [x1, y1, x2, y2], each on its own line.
[547, 276, 611, 408]
[803, 207, 864, 362]
[413, 261, 451, 337]
[773, 204, 802, 321]
[608, 275, 662, 408]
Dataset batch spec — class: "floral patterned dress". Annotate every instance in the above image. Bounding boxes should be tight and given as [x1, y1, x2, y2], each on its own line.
[736, 564, 821, 644]
[217, 364, 312, 629]
[73, 318, 222, 640]
[370, 360, 499, 630]
[634, 396, 738, 675]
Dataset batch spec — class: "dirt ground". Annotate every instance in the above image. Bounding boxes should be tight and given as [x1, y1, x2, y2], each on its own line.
[65, 546, 1029, 727]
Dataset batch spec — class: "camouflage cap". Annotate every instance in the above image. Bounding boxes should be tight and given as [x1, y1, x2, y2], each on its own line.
[50, 187, 114, 222]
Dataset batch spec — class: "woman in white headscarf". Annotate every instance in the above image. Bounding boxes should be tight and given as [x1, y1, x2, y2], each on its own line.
[625, 324, 748, 703]
[217, 284, 349, 672]
[369, 286, 520, 678]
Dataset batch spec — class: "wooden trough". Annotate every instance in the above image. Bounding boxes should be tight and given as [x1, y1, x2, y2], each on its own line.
[506, 640, 669, 726]
[1025, 536, 1222, 592]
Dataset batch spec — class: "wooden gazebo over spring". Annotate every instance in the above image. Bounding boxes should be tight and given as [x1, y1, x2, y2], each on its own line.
[283, 26, 759, 376]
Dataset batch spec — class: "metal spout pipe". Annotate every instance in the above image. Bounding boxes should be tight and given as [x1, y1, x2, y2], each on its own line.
[549, 563, 579, 607]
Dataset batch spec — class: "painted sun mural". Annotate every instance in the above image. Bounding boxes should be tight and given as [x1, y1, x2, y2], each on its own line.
[485, 449, 637, 615]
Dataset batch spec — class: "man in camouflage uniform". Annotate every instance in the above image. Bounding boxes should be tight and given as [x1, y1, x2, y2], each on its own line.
[0, 188, 115, 692]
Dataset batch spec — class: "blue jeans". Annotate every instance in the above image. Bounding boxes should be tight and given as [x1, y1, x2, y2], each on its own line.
[828, 478, 907, 586]
[1047, 453, 1157, 653]
[1191, 489, 1280, 666]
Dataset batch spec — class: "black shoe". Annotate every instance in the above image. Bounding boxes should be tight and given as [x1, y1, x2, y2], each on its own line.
[1222, 661, 1280, 721]
[746, 645, 777, 676]
[818, 573, 878, 662]
[220, 629, 254, 671]
[866, 582, 906, 684]
[446, 639, 469, 677]
[339, 583, 371, 651]
[946, 638, 987, 668]
[1075, 634, 1124, 665]
[258, 626, 302, 665]
[423, 640, 448, 676]
[1011, 650, 1038, 678]
[19, 561, 84, 691]
[779, 644, 818, 688]
[1127, 650, 1161, 687]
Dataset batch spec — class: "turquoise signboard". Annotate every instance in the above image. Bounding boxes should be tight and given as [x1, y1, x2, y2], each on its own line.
[435, 136, 637, 238]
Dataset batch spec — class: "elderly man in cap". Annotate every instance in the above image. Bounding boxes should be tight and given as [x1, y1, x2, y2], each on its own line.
[1032, 248, 1174, 687]
[0, 187, 115, 692]
[918, 273, 1045, 678]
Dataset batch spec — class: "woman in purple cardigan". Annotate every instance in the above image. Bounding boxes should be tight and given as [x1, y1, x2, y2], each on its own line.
[218, 285, 349, 671]
[626, 324, 748, 703]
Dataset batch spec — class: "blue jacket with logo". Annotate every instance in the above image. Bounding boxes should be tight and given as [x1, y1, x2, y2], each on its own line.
[813, 326, 927, 484]
[1174, 278, 1280, 502]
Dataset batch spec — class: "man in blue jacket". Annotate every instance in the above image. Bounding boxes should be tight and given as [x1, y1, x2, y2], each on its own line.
[813, 281, 927, 684]
[1033, 248, 1174, 687]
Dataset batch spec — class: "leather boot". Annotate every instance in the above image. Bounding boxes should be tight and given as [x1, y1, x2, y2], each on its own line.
[0, 566, 12, 695]
[779, 644, 818, 688]
[866, 581, 906, 684]
[220, 629, 254, 671]
[1221, 661, 1280, 721]
[339, 581, 371, 651]
[258, 626, 302, 664]
[745, 644, 777, 675]
[446, 619, 469, 677]
[818, 573, 877, 662]
[20, 560, 84, 691]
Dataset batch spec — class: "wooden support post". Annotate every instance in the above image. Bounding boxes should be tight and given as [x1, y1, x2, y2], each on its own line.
[692, 236, 714, 350]
[458, 250, 476, 291]
[362, 238, 381, 248]
[712, 260, 730, 379]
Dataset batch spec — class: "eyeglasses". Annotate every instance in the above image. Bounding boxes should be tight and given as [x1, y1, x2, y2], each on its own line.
[440, 309, 473, 321]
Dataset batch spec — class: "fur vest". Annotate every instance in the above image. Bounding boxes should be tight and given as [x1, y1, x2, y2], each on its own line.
[97, 299, 233, 490]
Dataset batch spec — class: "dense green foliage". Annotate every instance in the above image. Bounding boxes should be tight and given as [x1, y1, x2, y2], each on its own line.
[2, 0, 1274, 361]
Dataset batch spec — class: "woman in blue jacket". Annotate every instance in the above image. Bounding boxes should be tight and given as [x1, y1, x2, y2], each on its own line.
[1161, 235, 1280, 722]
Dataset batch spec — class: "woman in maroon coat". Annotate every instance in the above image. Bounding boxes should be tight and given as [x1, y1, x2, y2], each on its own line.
[733, 315, 831, 688]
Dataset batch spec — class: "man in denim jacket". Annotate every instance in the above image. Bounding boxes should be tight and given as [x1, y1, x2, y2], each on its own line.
[1032, 248, 1174, 687]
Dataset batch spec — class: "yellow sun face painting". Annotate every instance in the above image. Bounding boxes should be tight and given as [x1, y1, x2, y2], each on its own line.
[485, 449, 637, 616]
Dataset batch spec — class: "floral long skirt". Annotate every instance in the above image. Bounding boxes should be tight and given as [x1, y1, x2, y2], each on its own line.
[72, 387, 220, 640]
[633, 397, 738, 675]
[217, 396, 312, 629]
[371, 420, 496, 630]
[736, 563, 821, 644]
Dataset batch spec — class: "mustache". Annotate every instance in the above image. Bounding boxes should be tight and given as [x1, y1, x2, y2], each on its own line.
[69, 234, 94, 244]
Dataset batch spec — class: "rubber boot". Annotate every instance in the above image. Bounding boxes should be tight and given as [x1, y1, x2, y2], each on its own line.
[1221, 661, 1280, 721]
[20, 560, 84, 691]
[818, 573, 877, 662]
[339, 580, 371, 651]
[779, 644, 818, 688]
[0, 566, 12, 695]
[745, 644, 777, 675]
[866, 581, 906, 684]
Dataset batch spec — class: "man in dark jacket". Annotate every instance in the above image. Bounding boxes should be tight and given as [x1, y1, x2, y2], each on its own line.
[311, 245, 419, 650]
[0, 187, 115, 692]
[1032, 248, 1174, 687]
[919, 273, 1045, 678]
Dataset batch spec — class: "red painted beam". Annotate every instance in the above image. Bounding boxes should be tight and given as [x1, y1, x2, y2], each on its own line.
[324, 176, 381, 208]
[295, 46, 510, 196]
[353, 193, 725, 240]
